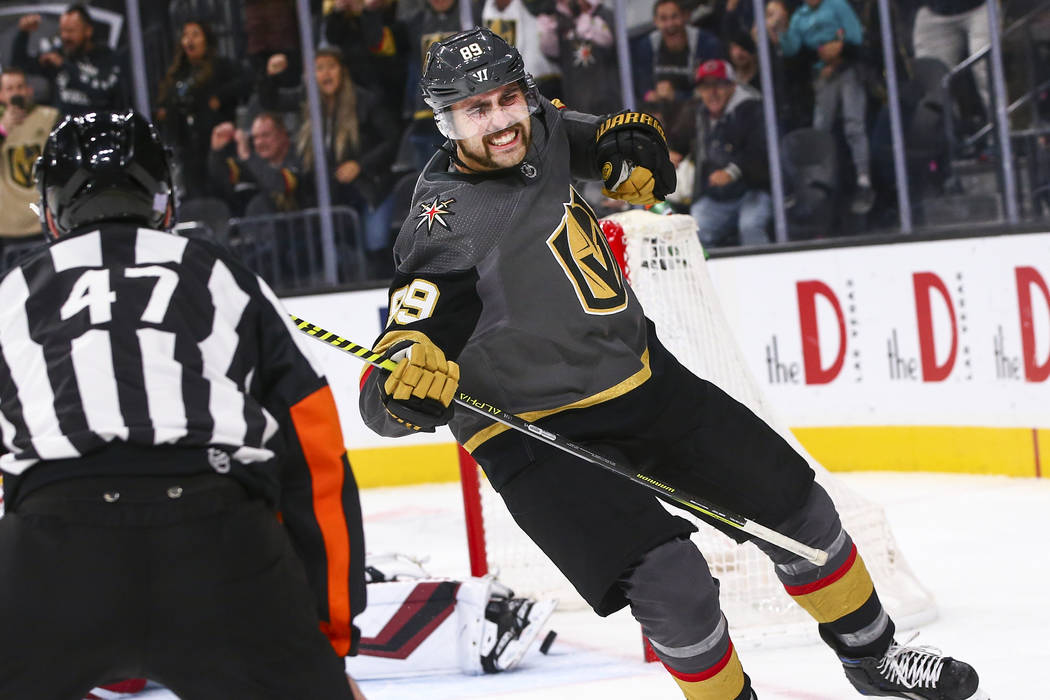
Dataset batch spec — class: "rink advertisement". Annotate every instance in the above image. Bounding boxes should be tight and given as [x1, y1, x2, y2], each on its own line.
[705, 231, 1049, 477]
[281, 231, 1049, 485]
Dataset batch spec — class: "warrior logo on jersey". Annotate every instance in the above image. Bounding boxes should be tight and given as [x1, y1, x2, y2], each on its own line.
[7, 144, 41, 189]
[546, 187, 628, 315]
[415, 197, 456, 234]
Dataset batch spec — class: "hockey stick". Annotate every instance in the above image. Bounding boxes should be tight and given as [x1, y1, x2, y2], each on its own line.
[290, 315, 829, 566]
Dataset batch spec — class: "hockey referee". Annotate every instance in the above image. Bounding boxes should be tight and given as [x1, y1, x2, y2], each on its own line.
[0, 111, 367, 699]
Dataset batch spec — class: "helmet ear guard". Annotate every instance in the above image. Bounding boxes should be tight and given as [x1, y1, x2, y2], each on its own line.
[35, 110, 176, 239]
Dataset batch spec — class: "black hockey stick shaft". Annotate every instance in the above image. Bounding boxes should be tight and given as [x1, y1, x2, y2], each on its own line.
[290, 315, 829, 566]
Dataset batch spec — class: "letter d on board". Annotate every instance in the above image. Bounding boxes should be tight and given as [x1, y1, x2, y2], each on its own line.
[796, 280, 846, 384]
[913, 272, 957, 382]
[1016, 266, 1050, 382]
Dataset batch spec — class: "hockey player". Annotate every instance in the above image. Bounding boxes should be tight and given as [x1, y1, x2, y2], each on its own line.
[0, 111, 366, 699]
[359, 28, 988, 700]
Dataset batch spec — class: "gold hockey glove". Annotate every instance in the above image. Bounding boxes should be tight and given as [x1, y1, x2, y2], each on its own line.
[379, 339, 460, 432]
[595, 111, 676, 206]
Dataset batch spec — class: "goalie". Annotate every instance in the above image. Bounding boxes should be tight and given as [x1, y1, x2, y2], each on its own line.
[354, 554, 558, 678]
[359, 27, 987, 700]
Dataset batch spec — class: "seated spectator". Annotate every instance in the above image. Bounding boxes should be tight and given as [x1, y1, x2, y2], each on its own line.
[11, 6, 124, 116]
[324, 0, 408, 116]
[726, 30, 760, 92]
[207, 115, 304, 216]
[485, 0, 563, 99]
[668, 59, 772, 247]
[631, 0, 725, 106]
[0, 68, 60, 252]
[537, 0, 621, 114]
[772, 0, 875, 214]
[155, 20, 251, 200]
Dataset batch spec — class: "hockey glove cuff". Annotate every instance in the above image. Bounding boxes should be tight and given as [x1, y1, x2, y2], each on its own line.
[595, 111, 676, 206]
[379, 339, 460, 432]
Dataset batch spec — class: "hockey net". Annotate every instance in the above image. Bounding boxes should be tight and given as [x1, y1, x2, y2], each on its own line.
[459, 210, 937, 648]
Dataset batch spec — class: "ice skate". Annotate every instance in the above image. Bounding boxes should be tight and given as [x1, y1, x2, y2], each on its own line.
[840, 637, 989, 700]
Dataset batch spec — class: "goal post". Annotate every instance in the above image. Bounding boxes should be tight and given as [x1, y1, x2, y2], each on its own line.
[459, 210, 937, 649]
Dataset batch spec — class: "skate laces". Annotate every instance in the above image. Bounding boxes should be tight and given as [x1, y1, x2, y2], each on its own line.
[877, 634, 946, 689]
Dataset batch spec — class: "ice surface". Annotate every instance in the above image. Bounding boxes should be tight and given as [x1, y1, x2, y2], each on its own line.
[133, 472, 1048, 698]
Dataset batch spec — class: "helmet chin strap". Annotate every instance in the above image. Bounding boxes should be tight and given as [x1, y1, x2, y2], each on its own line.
[442, 141, 480, 174]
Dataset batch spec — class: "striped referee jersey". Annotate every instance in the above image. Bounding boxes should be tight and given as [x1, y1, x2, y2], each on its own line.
[0, 223, 364, 656]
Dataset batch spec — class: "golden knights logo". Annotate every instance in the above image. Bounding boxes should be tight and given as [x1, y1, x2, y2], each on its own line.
[7, 144, 41, 189]
[546, 187, 628, 315]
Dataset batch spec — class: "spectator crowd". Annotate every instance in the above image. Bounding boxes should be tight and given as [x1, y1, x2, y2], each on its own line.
[2, 0, 1049, 286]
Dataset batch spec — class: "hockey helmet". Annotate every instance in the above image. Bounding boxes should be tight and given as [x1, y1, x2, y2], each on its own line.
[421, 27, 541, 140]
[35, 110, 175, 239]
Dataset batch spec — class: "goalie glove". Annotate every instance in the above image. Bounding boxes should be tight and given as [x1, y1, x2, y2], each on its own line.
[379, 338, 460, 432]
[595, 111, 677, 206]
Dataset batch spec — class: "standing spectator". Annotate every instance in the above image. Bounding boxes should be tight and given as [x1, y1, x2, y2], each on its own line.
[0, 68, 59, 249]
[912, 0, 992, 119]
[484, 0, 563, 99]
[0, 110, 367, 700]
[323, 0, 408, 116]
[155, 20, 251, 200]
[669, 59, 772, 247]
[760, 0, 817, 134]
[402, 0, 482, 169]
[631, 0, 725, 106]
[537, 0, 621, 114]
[773, 0, 875, 214]
[11, 6, 124, 116]
[208, 114, 304, 216]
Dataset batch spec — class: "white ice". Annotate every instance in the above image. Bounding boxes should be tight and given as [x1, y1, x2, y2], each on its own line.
[136, 472, 1048, 699]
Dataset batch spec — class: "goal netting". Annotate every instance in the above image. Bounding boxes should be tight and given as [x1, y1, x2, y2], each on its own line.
[459, 210, 937, 648]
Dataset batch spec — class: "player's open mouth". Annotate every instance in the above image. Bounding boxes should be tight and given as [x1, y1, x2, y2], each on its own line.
[487, 128, 520, 150]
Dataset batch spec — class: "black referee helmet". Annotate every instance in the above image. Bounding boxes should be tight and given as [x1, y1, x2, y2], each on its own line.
[35, 110, 175, 239]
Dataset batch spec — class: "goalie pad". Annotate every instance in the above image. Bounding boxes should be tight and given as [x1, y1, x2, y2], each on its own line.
[353, 555, 557, 678]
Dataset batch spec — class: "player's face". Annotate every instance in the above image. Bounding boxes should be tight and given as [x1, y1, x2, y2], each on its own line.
[452, 84, 533, 172]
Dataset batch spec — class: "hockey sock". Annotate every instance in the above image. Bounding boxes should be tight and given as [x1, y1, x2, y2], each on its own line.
[816, 591, 895, 660]
[660, 641, 753, 700]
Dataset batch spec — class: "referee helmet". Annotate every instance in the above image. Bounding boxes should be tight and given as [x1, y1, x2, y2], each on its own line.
[35, 110, 175, 239]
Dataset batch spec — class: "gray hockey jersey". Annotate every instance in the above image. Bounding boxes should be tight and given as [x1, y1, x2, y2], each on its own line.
[359, 99, 652, 453]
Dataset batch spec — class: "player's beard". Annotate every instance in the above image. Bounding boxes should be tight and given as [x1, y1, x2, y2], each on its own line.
[455, 119, 532, 172]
